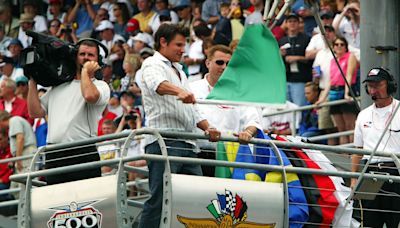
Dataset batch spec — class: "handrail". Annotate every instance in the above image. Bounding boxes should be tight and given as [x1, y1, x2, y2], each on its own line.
[263, 97, 361, 117]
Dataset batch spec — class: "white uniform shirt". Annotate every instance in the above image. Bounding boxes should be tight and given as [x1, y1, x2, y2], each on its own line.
[141, 51, 204, 146]
[189, 76, 262, 136]
[354, 99, 400, 163]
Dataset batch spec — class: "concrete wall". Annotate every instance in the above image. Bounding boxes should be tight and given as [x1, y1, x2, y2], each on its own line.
[360, 0, 399, 109]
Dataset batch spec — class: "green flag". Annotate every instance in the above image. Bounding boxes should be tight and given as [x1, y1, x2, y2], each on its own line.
[207, 24, 286, 105]
[215, 141, 231, 178]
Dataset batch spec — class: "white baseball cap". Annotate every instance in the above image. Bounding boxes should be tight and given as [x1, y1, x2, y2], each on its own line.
[96, 20, 114, 31]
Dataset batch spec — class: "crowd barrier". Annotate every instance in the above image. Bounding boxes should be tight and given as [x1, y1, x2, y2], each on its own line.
[262, 97, 360, 137]
[0, 128, 399, 227]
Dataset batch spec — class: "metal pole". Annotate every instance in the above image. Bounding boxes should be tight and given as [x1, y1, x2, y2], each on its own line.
[307, 0, 360, 111]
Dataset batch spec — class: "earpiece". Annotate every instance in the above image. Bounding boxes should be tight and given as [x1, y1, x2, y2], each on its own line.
[74, 38, 109, 80]
[75, 38, 109, 66]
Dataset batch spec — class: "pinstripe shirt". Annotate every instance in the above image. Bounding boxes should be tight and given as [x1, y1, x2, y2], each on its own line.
[141, 51, 204, 146]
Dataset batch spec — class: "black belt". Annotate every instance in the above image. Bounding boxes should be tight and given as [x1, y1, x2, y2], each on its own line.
[330, 86, 345, 91]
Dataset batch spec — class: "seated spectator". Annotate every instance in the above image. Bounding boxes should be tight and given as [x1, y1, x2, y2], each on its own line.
[0, 128, 13, 203]
[128, 32, 154, 53]
[120, 53, 141, 92]
[115, 107, 146, 196]
[15, 76, 29, 100]
[17, 13, 35, 48]
[112, 3, 131, 40]
[97, 119, 118, 173]
[201, 0, 230, 26]
[97, 106, 117, 136]
[66, 0, 100, 38]
[97, 20, 126, 54]
[0, 56, 24, 81]
[0, 3, 19, 38]
[6, 38, 23, 66]
[0, 78, 32, 124]
[92, 7, 110, 40]
[214, 1, 244, 45]
[48, 19, 62, 37]
[108, 91, 123, 117]
[299, 82, 322, 137]
[262, 101, 301, 135]
[184, 20, 210, 81]
[147, 0, 179, 35]
[47, 0, 66, 22]
[132, 0, 156, 33]
[22, 0, 48, 33]
[109, 42, 126, 80]
[0, 23, 12, 55]
[175, 0, 193, 30]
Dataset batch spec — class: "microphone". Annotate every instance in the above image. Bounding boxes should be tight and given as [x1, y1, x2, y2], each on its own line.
[371, 96, 390, 100]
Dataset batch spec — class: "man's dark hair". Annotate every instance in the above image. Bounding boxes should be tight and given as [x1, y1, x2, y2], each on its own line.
[77, 40, 100, 58]
[154, 23, 189, 51]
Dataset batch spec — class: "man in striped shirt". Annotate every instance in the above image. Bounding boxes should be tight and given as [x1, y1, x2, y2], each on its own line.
[139, 23, 221, 228]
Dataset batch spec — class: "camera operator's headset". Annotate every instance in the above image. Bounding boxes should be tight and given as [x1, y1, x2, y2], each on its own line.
[75, 38, 109, 137]
[75, 38, 109, 73]
[364, 67, 398, 95]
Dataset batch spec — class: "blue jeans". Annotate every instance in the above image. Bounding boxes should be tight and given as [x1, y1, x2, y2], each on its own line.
[138, 140, 202, 228]
[287, 82, 307, 107]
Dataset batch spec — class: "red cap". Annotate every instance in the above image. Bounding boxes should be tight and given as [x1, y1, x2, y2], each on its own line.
[126, 18, 140, 33]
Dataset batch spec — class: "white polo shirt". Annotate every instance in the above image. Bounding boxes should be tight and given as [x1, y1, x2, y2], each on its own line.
[189, 76, 262, 135]
[354, 99, 400, 163]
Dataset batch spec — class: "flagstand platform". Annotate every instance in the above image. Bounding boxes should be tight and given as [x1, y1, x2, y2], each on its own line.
[6, 128, 400, 228]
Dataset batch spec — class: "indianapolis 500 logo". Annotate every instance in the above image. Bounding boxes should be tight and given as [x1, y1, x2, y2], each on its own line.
[47, 200, 103, 228]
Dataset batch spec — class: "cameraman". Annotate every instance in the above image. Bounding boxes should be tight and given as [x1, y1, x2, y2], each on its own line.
[27, 40, 110, 185]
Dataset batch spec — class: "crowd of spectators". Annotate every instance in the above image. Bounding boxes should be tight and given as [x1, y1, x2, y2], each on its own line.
[0, 0, 362, 205]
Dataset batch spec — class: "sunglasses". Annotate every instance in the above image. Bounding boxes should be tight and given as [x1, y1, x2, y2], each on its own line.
[334, 43, 345, 47]
[215, 60, 229, 66]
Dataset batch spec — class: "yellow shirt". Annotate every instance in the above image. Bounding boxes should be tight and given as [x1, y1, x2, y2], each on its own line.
[133, 11, 156, 32]
[231, 19, 244, 41]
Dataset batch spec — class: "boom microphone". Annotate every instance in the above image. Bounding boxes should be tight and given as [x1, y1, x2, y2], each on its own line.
[371, 96, 390, 100]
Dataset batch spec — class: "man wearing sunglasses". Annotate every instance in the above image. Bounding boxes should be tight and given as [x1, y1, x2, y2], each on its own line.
[189, 44, 262, 175]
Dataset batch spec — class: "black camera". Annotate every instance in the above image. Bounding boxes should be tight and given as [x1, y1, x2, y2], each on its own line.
[125, 111, 138, 121]
[19, 30, 77, 86]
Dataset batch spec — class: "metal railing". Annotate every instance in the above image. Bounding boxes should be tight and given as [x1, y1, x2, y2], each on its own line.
[262, 97, 360, 138]
[1, 128, 399, 227]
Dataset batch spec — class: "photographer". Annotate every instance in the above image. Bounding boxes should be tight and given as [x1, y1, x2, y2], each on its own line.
[27, 39, 110, 185]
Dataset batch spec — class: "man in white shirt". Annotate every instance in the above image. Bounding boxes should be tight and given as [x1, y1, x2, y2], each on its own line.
[190, 44, 261, 141]
[189, 44, 261, 175]
[27, 39, 110, 185]
[352, 67, 400, 227]
[138, 23, 221, 228]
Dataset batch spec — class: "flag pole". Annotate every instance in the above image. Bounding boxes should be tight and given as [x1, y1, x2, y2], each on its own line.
[196, 99, 285, 108]
[269, 0, 294, 29]
[264, 0, 280, 27]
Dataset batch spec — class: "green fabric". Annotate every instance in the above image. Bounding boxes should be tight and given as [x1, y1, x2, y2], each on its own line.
[215, 141, 231, 178]
[207, 24, 286, 105]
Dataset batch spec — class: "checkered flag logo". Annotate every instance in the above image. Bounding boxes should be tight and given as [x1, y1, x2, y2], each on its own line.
[225, 190, 236, 216]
